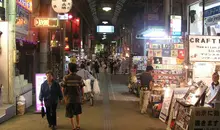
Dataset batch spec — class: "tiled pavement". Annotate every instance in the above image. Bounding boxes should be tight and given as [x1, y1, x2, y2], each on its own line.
[0, 74, 166, 130]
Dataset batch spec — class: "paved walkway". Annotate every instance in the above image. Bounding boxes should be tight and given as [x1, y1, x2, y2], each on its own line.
[0, 74, 166, 130]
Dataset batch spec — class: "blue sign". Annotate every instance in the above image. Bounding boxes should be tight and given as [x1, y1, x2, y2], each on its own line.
[204, 5, 220, 17]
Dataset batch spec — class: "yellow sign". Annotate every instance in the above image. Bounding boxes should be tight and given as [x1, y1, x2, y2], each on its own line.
[34, 18, 59, 28]
[16, 0, 32, 12]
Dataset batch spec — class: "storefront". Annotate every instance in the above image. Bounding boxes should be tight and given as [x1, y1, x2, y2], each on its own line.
[15, 0, 38, 83]
[188, 0, 220, 35]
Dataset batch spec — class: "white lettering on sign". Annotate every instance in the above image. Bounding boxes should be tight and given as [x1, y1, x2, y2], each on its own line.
[189, 35, 220, 62]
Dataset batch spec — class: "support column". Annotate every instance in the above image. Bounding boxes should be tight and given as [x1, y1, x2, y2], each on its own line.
[8, 0, 16, 103]
[39, 1, 54, 73]
[164, 0, 171, 34]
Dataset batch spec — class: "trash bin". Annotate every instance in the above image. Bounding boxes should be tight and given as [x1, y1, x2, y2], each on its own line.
[17, 96, 26, 115]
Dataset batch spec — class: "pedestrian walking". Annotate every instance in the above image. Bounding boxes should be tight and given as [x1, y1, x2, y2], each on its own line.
[61, 63, 84, 130]
[39, 70, 63, 129]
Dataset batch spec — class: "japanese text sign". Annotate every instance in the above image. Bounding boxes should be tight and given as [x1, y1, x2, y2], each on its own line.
[51, 0, 72, 13]
[192, 107, 220, 130]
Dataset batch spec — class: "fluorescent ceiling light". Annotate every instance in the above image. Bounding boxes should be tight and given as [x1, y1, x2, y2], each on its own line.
[103, 33, 106, 34]
[102, 21, 108, 24]
[102, 7, 111, 12]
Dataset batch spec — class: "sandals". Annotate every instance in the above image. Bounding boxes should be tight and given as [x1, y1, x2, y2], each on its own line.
[73, 127, 80, 130]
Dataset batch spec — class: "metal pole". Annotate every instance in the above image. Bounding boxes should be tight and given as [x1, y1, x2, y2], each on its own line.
[7, 0, 16, 103]
[202, 0, 205, 35]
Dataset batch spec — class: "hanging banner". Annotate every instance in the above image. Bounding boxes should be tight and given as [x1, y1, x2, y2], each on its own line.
[189, 35, 220, 62]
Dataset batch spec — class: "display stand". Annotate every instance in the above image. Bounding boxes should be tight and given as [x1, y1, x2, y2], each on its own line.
[160, 87, 188, 123]
[168, 81, 208, 130]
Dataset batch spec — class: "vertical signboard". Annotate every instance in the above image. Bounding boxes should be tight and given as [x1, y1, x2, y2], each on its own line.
[35, 73, 46, 112]
[170, 15, 182, 36]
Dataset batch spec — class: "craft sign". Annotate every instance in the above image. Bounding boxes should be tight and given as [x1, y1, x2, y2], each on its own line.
[51, 0, 73, 13]
[189, 35, 220, 62]
[34, 18, 59, 28]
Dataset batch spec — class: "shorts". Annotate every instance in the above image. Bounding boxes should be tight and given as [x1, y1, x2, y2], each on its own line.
[66, 103, 82, 118]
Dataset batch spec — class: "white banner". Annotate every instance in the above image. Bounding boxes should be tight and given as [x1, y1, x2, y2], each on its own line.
[189, 35, 220, 62]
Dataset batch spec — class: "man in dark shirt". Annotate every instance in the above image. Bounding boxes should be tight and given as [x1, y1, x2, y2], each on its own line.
[62, 63, 84, 130]
[139, 66, 154, 114]
[39, 70, 63, 129]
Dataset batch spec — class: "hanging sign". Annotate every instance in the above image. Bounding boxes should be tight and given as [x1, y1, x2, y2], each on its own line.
[170, 15, 182, 36]
[189, 35, 220, 62]
[34, 18, 59, 28]
[51, 0, 73, 13]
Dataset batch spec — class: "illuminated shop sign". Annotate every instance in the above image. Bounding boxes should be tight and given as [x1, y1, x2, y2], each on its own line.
[16, 0, 32, 12]
[170, 15, 182, 36]
[35, 73, 47, 112]
[34, 18, 59, 28]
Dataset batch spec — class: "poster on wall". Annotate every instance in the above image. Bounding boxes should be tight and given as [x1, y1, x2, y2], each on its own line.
[159, 88, 174, 122]
[193, 62, 215, 85]
[132, 56, 147, 70]
[189, 36, 220, 62]
[35, 73, 47, 112]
